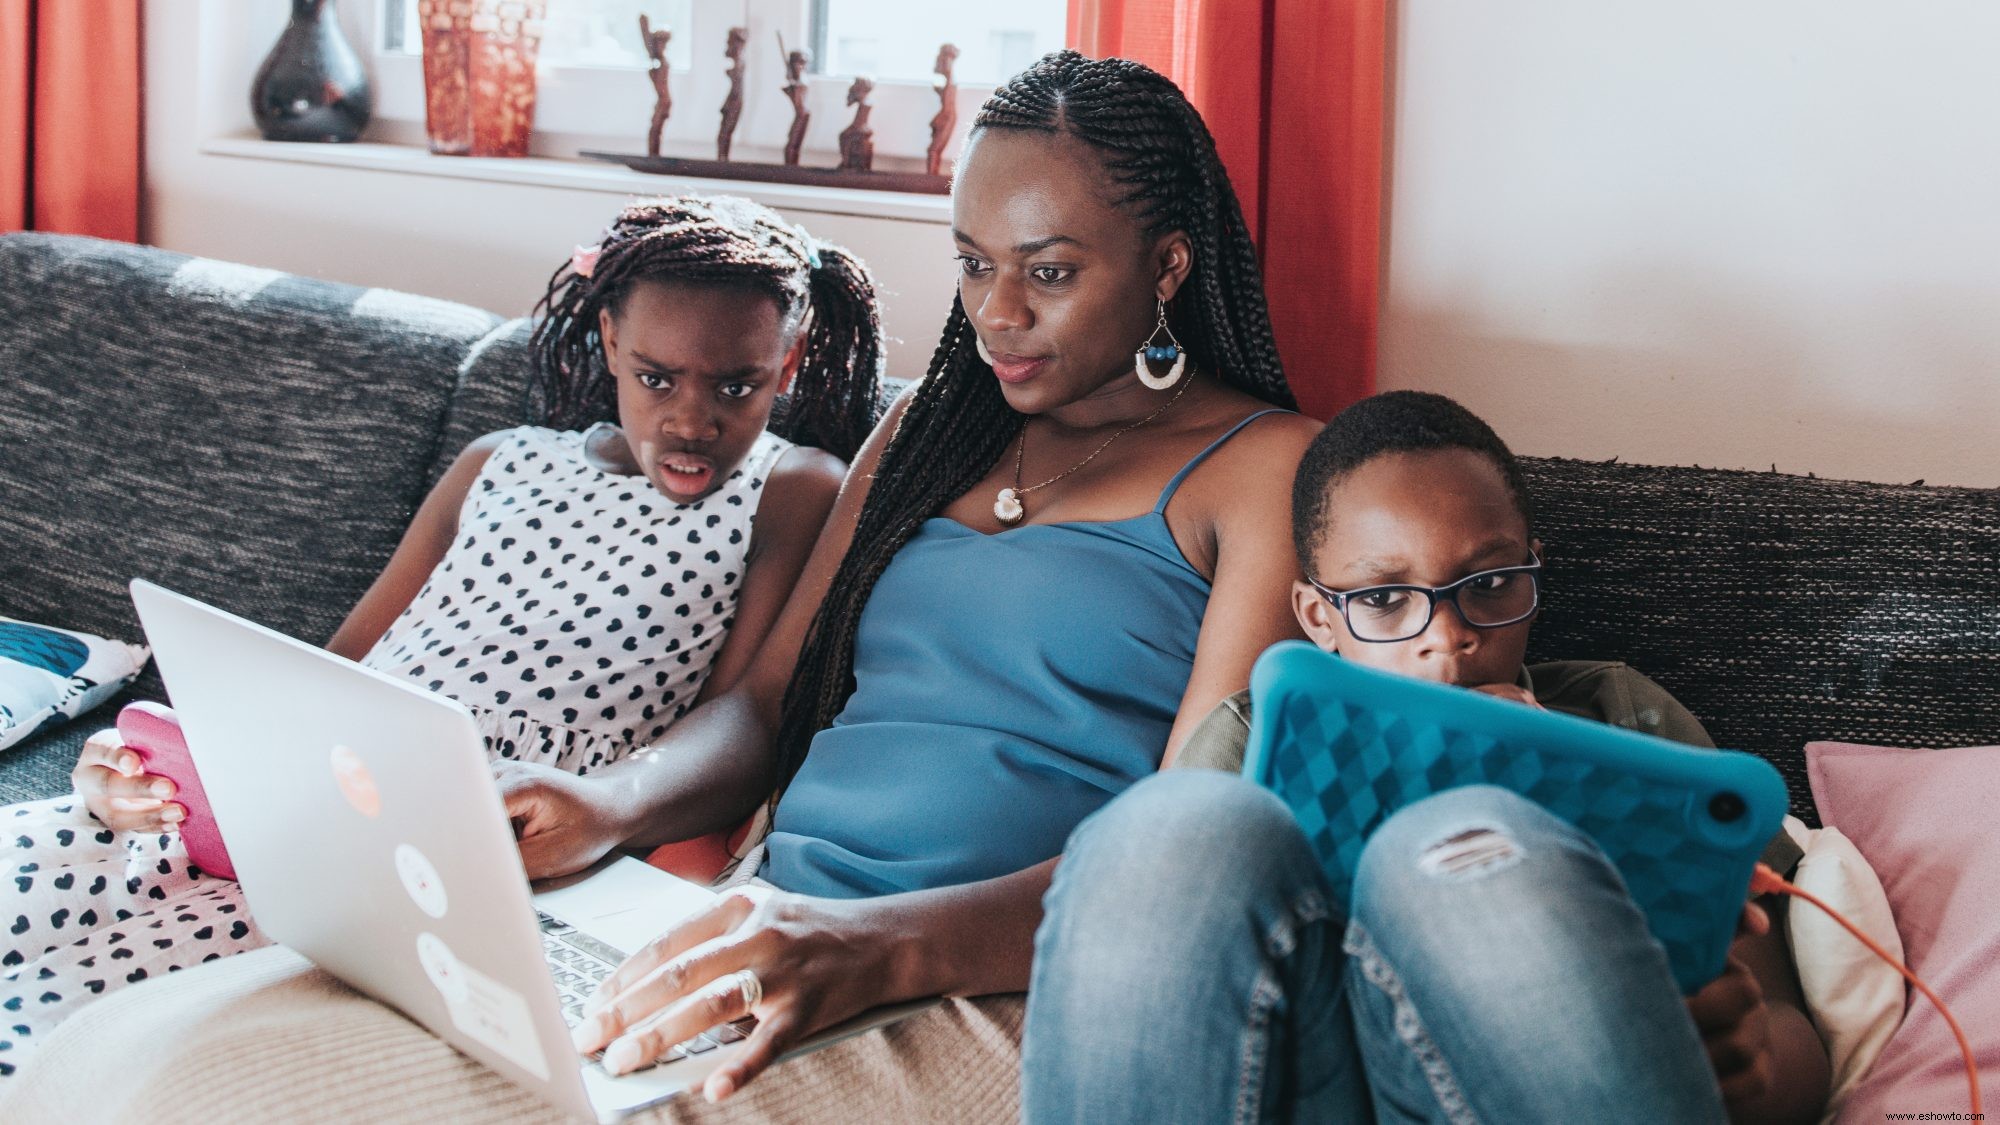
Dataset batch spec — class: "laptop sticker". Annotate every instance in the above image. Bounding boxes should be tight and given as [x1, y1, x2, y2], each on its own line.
[416, 930, 469, 1003]
[395, 843, 449, 919]
[329, 744, 381, 817]
[416, 932, 550, 1081]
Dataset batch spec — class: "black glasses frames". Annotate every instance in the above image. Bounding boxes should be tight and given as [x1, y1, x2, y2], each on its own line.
[1307, 552, 1543, 644]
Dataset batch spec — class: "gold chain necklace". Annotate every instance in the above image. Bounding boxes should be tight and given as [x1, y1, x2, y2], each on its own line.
[993, 375, 1194, 526]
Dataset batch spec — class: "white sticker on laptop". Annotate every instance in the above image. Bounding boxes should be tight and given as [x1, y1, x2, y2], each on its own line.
[395, 843, 449, 919]
[416, 930, 469, 1003]
[415, 932, 549, 1080]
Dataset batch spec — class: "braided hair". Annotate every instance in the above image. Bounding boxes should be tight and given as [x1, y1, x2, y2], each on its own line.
[770, 50, 1297, 790]
[528, 194, 884, 462]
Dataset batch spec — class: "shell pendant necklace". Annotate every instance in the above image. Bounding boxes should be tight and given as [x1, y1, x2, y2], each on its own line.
[994, 374, 1193, 526]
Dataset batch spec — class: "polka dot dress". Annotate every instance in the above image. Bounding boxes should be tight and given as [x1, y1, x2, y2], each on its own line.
[364, 424, 789, 773]
[0, 424, 789, 1076]
[0, 800, 268, 1078]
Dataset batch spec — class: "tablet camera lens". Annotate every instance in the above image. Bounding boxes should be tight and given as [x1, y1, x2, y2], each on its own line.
[1708, 792, 1746, 823]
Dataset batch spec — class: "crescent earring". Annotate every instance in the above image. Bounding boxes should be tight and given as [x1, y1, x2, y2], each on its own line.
[1134, 299, 1185, 391]
[974, 333, 995, 366]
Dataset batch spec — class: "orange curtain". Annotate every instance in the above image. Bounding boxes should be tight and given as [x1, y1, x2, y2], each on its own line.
[0, 0, 142, 240]
[1069, 0, 1384, 419]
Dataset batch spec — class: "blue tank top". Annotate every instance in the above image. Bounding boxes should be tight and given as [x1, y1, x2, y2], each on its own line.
[761, 410, 1289, 897]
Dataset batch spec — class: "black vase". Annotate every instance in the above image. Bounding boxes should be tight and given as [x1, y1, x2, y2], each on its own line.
[250, 0, 373, 143]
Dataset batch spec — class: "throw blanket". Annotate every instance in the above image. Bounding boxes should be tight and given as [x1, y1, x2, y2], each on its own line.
[0, 946, 1023, 1123]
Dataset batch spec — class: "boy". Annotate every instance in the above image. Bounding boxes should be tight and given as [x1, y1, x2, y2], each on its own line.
[1023, 392, 1830, 1124]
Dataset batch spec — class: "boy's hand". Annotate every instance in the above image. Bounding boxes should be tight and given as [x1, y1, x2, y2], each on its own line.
[1471, 682, 1543, 709]
[1687, 902, 1776, 1112]
[72, 728, 186, 834]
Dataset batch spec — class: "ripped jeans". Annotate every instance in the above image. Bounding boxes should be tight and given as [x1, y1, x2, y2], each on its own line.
[1022, 771, 1726, 1124]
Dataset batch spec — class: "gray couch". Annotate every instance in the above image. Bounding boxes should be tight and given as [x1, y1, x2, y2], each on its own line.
[3, 233, 1997, 823]
[0, 233, 534, 801]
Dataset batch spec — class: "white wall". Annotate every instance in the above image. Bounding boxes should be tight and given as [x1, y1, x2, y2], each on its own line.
[1381, 1, 2000, 486]
[141, 3, 961, 380]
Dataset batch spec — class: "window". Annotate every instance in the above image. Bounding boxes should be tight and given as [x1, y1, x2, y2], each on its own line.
[811, 0, 1066, 86]
[362, 0, 1052, 167]
[382, 0, 695, 70]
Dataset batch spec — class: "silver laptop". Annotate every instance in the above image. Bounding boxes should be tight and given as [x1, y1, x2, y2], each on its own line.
[130, 579, 931, 1122]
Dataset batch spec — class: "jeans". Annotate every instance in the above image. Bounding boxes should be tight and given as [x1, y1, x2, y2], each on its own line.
[1023, 771, 1726, 1124]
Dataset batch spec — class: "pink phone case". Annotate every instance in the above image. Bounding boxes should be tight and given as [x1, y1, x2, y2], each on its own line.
[116, 701, 235, 880]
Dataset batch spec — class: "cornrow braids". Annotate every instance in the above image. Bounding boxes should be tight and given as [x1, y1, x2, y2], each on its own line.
[770, 50, 1297, 792]
[527, 194, 884, 461]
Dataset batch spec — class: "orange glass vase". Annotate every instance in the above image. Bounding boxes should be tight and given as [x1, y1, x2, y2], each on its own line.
[417, 0, 546, 157]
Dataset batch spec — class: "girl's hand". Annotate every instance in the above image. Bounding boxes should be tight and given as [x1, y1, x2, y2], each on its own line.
[72, 728, 185, 834]
[571, 886, 906, 1103]
[492, 760, 627, 880]
[1686, 902, 1776, 1111]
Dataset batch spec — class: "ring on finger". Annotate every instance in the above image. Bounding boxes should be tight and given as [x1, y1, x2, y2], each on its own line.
[733, 968, 762, 1010]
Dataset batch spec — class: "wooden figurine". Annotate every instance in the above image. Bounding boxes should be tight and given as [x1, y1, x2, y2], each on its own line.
[640, 15, 672, 157]
[717, 26, 747, 161]
[838, 76, 875, 172]
[926, 43, 960, 177]
[779, 36, 811, 167]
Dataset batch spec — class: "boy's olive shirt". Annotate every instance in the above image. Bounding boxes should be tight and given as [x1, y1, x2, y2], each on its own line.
[1174, 659, 1803, 875]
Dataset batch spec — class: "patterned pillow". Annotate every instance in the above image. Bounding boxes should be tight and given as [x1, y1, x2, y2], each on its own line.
[0, 617, 149, 751]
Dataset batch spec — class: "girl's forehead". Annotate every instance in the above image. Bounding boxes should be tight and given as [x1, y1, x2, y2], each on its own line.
[619, 278, 782, 322]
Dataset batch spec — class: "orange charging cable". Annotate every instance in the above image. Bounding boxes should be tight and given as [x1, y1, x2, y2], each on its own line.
[1750, 863, 1983, 1117]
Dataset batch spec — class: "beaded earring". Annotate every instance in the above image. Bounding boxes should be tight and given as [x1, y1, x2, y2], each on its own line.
[1134, 299, 1186, 390]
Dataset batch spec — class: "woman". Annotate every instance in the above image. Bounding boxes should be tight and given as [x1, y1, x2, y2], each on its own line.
[6, 52, 1318, 1119]
[519, 46, 1318, 1100]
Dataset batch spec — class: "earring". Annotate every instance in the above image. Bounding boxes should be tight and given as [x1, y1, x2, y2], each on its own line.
[1134, 299, 1185, 390]
[974, 333, 995, 366]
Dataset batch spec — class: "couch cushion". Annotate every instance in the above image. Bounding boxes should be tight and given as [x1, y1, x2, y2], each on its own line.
[0, 234, 501, 702]
[1520, 457, 2000, 824]
[0, 616, 149, 751]
[427, 317, 535, 488]
[1807, 741, 1998, 1120]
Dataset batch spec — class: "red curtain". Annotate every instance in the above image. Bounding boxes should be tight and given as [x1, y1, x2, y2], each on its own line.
[0, 0, 142, 240]
[1069, 0, 1384, 418]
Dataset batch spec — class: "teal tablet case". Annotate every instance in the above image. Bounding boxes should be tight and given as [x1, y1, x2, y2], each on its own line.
[1242, 642, 1788, 993]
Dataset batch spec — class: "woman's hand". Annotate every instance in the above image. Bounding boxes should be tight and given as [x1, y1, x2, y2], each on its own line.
[571, 886, 909, 1103]
[1686, 901, 1777, 1113]
[72, 728, 185, 833]
[493, 760, 630, 880]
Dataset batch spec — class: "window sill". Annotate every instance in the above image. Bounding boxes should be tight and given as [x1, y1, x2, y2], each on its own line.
[197, 135, 954, 226]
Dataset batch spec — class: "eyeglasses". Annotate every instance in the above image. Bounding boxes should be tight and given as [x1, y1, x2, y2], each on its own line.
[1307, 552, 1542, 644]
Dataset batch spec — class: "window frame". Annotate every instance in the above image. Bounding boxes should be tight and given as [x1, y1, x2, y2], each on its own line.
[362, 0, 993, 169]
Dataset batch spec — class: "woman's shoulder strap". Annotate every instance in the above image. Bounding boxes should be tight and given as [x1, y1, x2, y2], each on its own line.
[1153, 408, 1296, 514]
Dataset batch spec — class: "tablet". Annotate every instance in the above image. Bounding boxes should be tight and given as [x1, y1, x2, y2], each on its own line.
[1242, 642, 1787, 993]
[118, 701, 236, 880]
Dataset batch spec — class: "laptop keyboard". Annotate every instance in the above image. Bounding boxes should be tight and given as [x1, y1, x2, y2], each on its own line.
[537, 911, 754, 1064]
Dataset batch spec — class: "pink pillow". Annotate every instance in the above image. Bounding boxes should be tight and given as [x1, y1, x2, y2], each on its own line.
[1808, 740, 1999, 1122]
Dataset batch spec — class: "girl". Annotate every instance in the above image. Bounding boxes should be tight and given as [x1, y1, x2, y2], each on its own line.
[0, 194, 882, 1074]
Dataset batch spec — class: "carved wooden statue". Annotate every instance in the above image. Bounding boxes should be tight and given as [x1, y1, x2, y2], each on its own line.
[838, 76, 875, 173]
[926, 43, 960, 177]
[779, 38, 811, 167]
[717, 26, 747, 161]
[640, 15, 672, 157]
